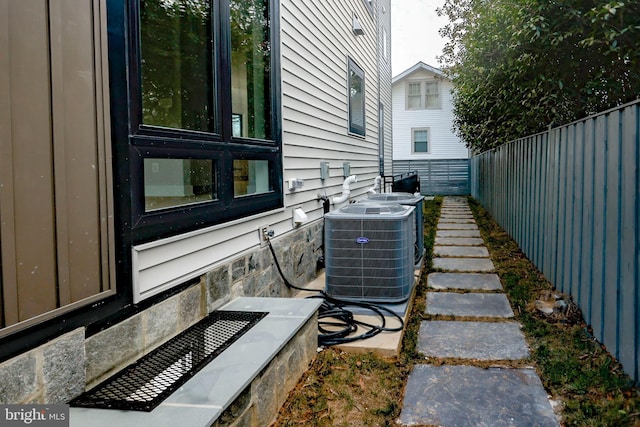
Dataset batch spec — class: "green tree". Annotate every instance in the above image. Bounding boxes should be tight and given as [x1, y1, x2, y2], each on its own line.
[438, 0, 640, 152]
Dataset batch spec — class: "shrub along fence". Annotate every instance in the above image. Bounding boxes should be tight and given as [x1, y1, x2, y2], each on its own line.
[471, 100, 639, 383]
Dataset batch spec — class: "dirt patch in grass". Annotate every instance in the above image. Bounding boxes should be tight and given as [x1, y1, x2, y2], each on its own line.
[273, 196, 640, 427]
[273, 350, 408, 427]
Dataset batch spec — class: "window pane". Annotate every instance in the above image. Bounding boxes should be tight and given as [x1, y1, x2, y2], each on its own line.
[233, 159, 272, 196]
[140, 0, 213, 131]
[408, 83, 421, 96]
[408, 94, 422, 109]
[348, 59, 365, 135]
[230, 0, 271, 140]
[414, 141, 428, 152]
[144, 158, 216, 211]
[424, 81, 439, 108]
[415, 130, 428, 142]
[414, 129, 429, 152]
[407, 83, 422, 109]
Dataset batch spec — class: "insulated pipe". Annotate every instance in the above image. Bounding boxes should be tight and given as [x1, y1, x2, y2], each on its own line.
[331, 175, 357, 204]
[367, 175, 382, 194]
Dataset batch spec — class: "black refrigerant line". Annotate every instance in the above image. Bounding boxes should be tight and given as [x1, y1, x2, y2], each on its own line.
[267, 238, 405, 347]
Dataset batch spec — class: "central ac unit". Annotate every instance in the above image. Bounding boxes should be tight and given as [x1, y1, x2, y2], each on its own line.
[360, 192, 424, 266]
[324, 203, 415, 303]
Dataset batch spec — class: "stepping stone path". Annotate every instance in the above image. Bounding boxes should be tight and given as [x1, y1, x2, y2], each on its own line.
[398, 196, 560, 427]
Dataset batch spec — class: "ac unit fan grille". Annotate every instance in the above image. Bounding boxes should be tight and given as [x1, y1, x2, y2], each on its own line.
[324, 211, 415, 303]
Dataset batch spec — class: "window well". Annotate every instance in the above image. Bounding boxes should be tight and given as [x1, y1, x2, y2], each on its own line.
[70, 311, 267, 412]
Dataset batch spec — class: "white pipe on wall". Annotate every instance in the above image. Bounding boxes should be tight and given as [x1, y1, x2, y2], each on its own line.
[367, 175, 382, 194]
[331, 175, 357, 204]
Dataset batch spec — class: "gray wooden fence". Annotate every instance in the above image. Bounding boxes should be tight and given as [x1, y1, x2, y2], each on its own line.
[394, 159, 470, 195]
[471, 100, 639, 383]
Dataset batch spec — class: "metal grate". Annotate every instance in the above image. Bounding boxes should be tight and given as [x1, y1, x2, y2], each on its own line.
[70, 310, 267, 412]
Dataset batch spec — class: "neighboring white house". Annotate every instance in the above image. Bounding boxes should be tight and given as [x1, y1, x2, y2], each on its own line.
[391, 62, 470, 194]
[0, 0, 391, 424]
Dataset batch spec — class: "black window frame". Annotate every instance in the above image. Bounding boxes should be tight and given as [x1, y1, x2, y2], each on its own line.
[347, 57, 366, 137]
[127, 0, 283, 244]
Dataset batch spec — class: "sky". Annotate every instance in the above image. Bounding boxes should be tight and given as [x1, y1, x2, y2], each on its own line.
[391, 0, 449, 77]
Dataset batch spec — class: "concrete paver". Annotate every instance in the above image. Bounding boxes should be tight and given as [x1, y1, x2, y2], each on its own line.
[433, 245, 489, 258]
[399, 365, 559, 427]
[435, 237, 485, 246]
[417, 321, 530, 360]
[433, 257, 495, 272]
[438, 218, 476, 223]
[436, 229, 481, 238]
[426, 292, 514, 318]
[437, 223, 479, 230]
[441, 210, 474, 215]
[427, 272, 503, 290]
[441, 211, 473, 216]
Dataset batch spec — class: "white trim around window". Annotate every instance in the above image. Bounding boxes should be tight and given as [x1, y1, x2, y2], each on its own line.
[412, 127, 430, 154]
[405, 79, 441, 110]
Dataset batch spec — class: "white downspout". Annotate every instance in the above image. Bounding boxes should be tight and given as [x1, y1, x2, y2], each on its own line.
[332, 175, 358, 204]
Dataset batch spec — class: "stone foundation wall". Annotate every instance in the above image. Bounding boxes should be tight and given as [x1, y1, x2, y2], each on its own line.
[0, 221, 323, 414]
[212, 315, 318, 427]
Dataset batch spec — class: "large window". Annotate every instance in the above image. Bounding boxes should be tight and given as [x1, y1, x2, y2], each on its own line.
[348, 57, 366, 136]
[141, 0, 214, 131]
[132, 0, 282, 241]
[406, 80, 440, 110]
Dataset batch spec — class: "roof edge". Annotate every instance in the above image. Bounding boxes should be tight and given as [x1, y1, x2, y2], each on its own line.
[392, 62, 445, 84]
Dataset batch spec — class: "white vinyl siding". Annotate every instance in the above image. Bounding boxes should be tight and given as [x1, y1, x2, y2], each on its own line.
[280, 0, 381, 189]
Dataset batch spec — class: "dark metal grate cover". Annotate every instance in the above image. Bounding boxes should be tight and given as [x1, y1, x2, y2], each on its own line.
[70, 310, 267, 412]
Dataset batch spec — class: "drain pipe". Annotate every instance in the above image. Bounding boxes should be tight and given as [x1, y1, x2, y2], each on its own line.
[367, 175, 382, 194]
[332, 175, 357, 205]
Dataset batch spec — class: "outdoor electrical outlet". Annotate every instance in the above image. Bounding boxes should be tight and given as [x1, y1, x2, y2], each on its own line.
[259, 225, 274, 247]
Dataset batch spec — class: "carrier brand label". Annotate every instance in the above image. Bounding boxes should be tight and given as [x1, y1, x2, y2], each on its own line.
[356, 237, 369, 244]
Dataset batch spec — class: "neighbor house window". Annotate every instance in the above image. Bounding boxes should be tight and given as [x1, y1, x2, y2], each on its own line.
[348, 57, 365, 136]
[412, 128, 430, 153]
[134, 0, 282, 241]
[406, 80, 440, 110]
